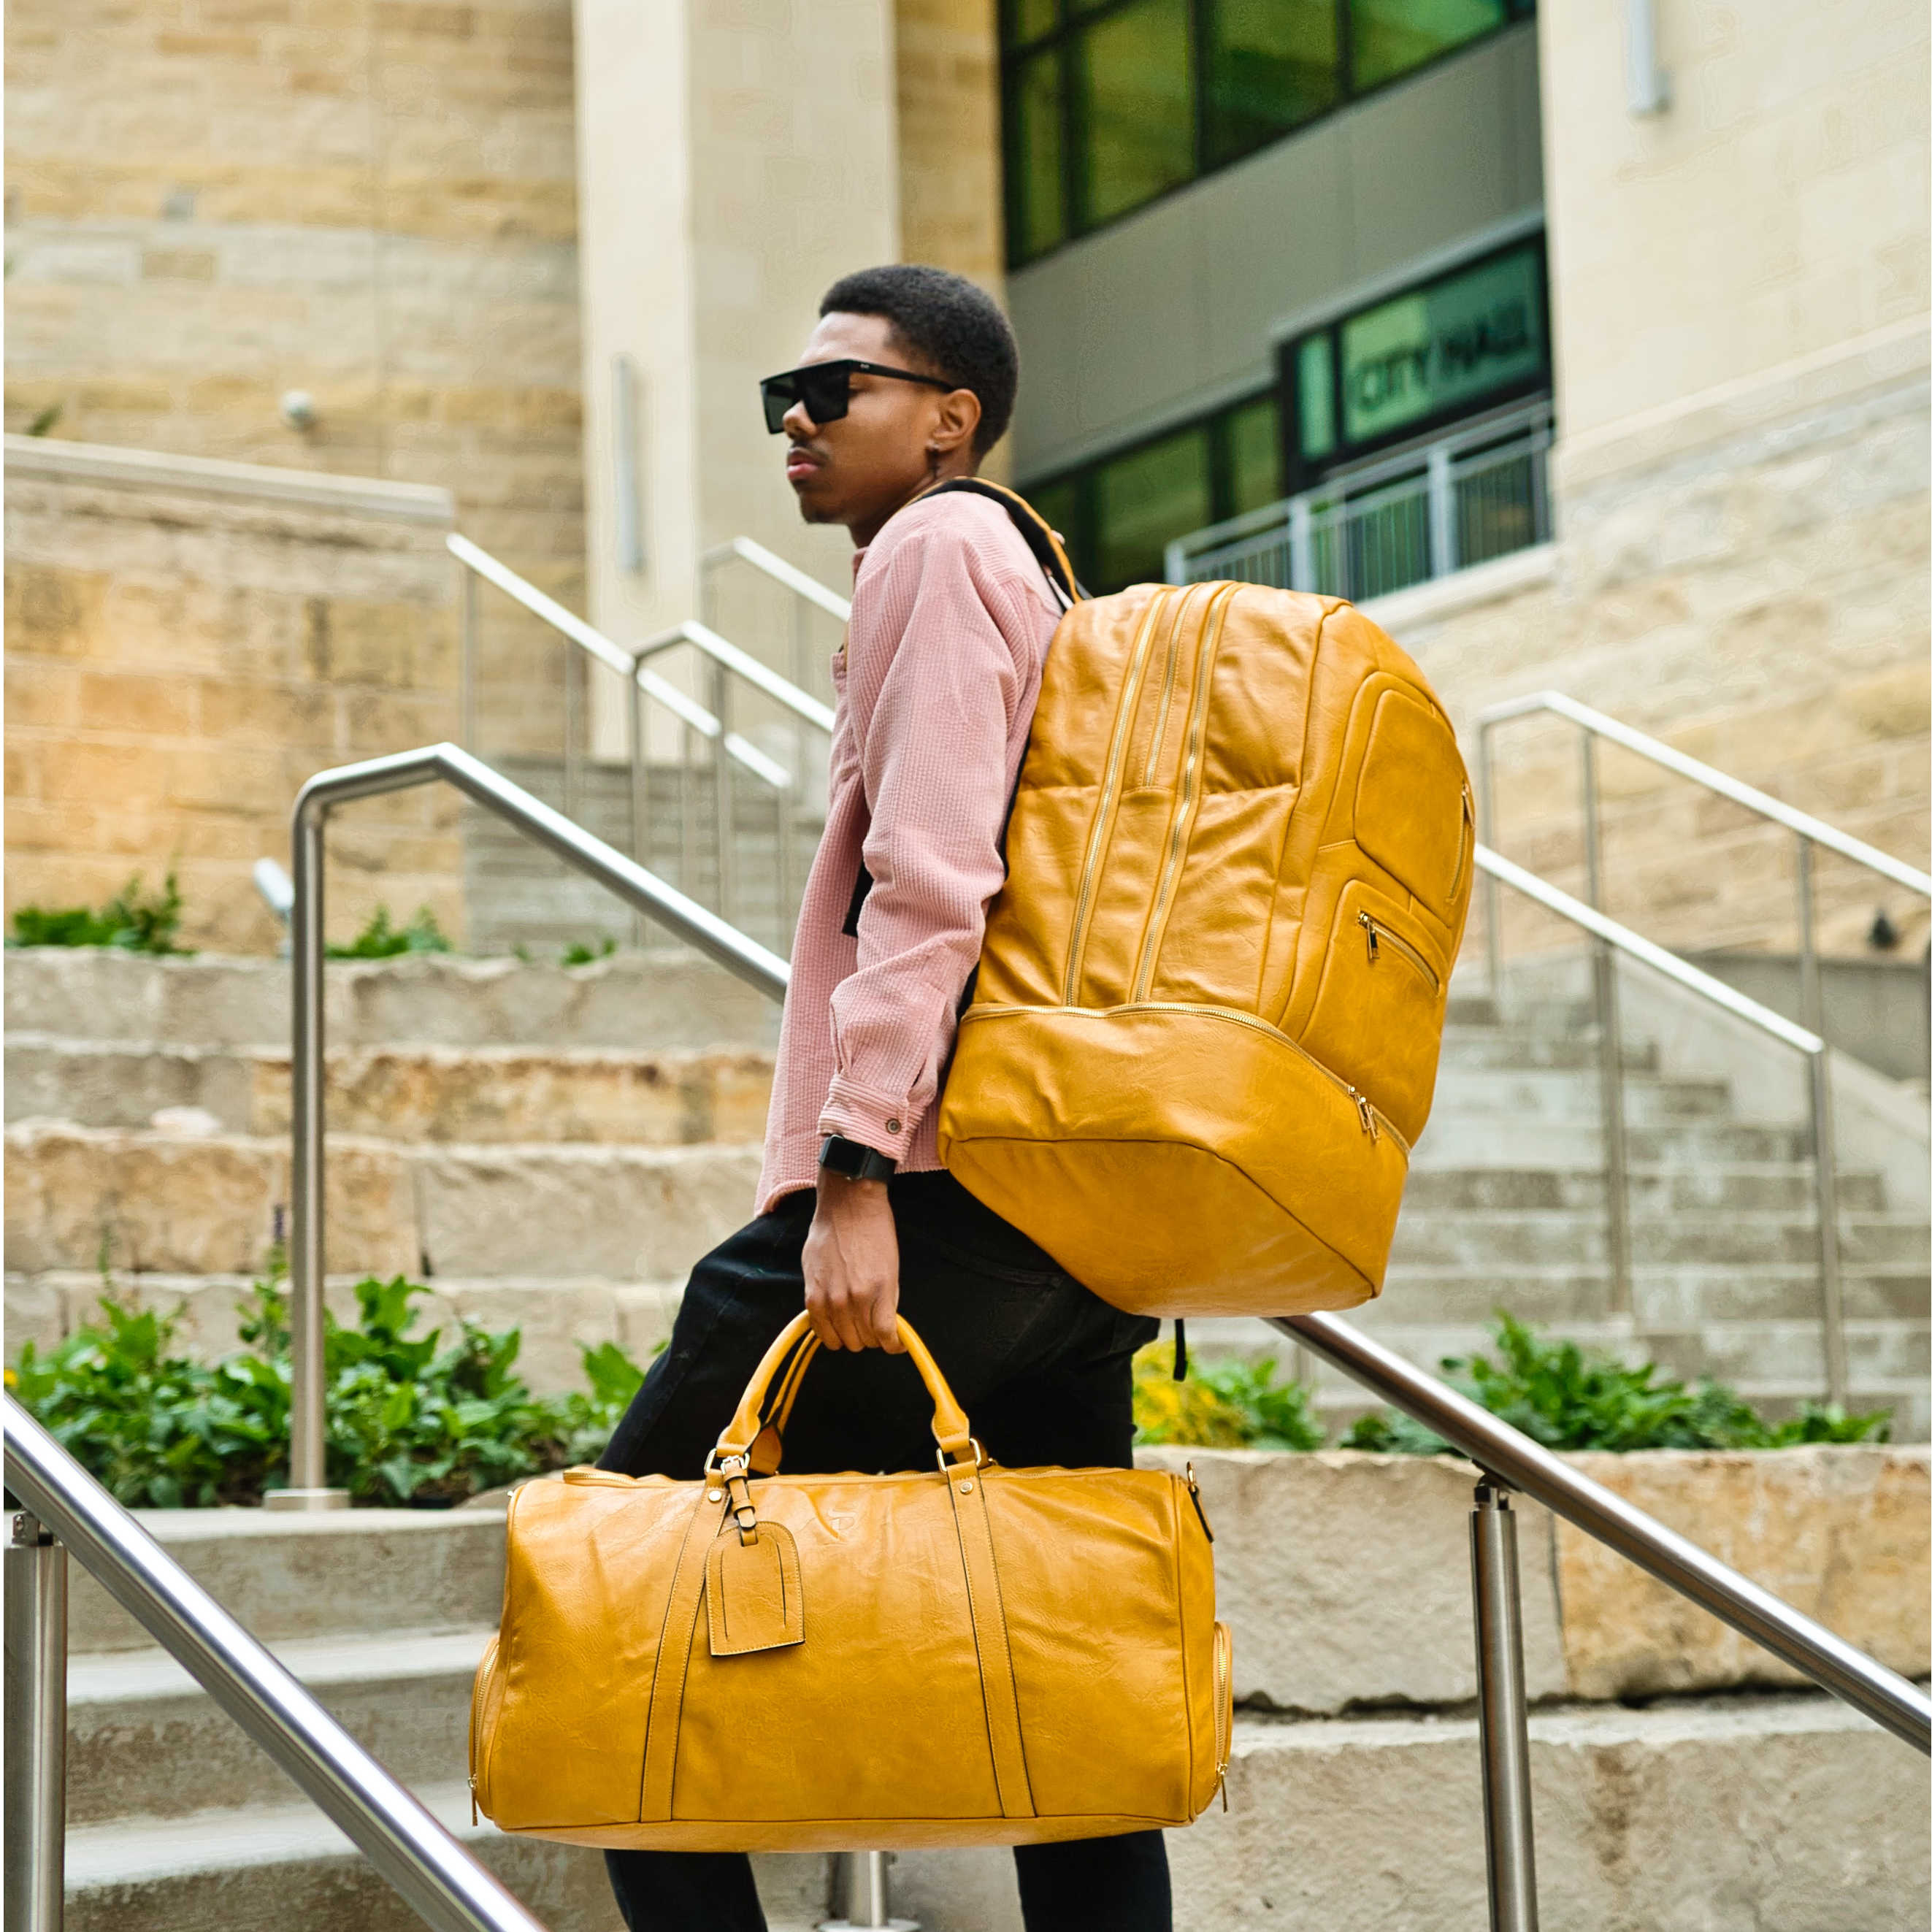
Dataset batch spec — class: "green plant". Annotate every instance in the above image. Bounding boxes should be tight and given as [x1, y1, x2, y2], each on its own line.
[26, 402, 64, 437]
[326, 905, 454, 960]
[560, 935, 618, 967]
[1341, 1313, 1892, 1455]
[9, 1268, 649, 1509]
[1133, 1343, 1324, 1451]
[8, 872, 189, 954]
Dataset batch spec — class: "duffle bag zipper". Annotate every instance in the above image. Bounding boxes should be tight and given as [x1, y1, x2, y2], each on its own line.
[1357, 911, 1441, 992]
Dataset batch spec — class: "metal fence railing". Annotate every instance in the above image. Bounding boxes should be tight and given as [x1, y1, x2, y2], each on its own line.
[1167, 400, 1555, 599]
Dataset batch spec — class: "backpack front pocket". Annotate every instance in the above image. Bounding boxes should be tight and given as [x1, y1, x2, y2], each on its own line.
[1296, 881, 1450, 1148]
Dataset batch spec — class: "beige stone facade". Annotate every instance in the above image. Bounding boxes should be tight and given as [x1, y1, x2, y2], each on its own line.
[1366, 0, 1932, 964]
[4, 0, 586, 760]
[4, 438, 463, 954]
[1378, 321, 1930, 959]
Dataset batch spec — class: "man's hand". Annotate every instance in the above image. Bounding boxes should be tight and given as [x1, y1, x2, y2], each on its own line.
[803, 1173, 904, 1352]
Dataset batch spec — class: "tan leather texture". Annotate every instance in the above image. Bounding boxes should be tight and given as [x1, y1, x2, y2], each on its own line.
[938, 561, 1472, 1316]
[469, 1314, 1231, 1851]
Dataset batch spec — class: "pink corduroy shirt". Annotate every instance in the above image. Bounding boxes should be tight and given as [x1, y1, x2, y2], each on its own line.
[755, 488, 1063, 1212]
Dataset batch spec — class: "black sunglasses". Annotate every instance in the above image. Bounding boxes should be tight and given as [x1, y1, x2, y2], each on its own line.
[760, 359, 954, 434]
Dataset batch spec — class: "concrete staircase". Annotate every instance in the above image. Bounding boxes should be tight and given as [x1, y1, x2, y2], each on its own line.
[7, 949, 1926, 1433]
[50, 1452, 1930, 1931]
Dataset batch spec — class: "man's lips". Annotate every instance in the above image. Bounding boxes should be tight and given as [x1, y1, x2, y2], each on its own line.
[785, 445, 824, 484]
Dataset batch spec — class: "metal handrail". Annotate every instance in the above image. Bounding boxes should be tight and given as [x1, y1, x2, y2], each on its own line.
[1473, 842, 1849, 1406]
[702, 533, 854, 624]
[282, 743, 787, 1507]
[1476, 690, 1932, 900]
[3, 1396, 551, 1932]
[264, 748, 1923, 1932]
[1473, 689, 1931, 1151]
[1268, 1314, 1932, 1753]
[449, 532, 833, 937]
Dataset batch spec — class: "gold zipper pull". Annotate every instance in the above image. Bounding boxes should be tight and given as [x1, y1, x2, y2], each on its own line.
[1354, 1092, 1379, 1141]
[1357, 909, 1379, 961]
[469, 1777, 480, 1826]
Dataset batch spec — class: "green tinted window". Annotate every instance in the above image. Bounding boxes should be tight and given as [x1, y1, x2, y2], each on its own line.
[1204, 0, 1341, 166]
[1092, 426, 1212, 591]
[1078, 0, 1195, 228]
[1224, 394, 1281, 513]
[1028, 478, 1081, 559]
[1004, 0, 1059, 45]
[1006, 50, 1069, 264]
[1297, 334, 1336, 460]
[1348, 0, 1506, 90]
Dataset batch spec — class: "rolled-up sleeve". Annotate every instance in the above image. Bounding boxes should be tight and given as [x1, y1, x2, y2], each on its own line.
[816, 524, 1041, 1160]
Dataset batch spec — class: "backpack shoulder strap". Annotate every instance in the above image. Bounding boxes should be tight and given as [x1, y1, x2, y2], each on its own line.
[924, 477, 1083, 611]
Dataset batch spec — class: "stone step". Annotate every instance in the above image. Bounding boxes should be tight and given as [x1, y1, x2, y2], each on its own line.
[1401, 1162, 1887, 1214]
[1387, 1208, 1929, 1270]
[61, 1698, 1928, 1932]
[4, 1268, 682, 1392]
[64, 1508, 505, 1656]
[1426, 1067, 1737, 1123]
[1, 948, 781, 1053]
[4, 1122, 760, 1283]
[67, 1628, 488, 1826]
[1435, 1027, 1660, 1071]
[1414, 1115, 1813, 1168]
[1369, 1261, 1931, 1326]
[6, 1036, 776, 1146]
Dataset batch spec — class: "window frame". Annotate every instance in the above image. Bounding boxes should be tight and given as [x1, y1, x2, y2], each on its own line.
[1019, 388, 1281, 594]
[1276, 231, 1552, 494]
[1001, 0, 1535, 269]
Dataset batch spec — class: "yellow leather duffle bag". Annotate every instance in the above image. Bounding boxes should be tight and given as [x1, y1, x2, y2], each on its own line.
[469, 1312, 1231, 1852]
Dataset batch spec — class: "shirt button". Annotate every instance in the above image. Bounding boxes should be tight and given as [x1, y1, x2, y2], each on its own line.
[886, 1118, 901, 1134]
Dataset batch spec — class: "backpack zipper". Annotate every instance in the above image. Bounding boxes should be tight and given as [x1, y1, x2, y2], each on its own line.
[1449, 784, 1473, 900]
[1357, 911, 1441, 992]
[965, 999, 1409, 1154]
[1132, 585, 1238, 1003]
[1139, 586, 1199, 788]
[1062, 591, 1171, 1005]
[1212, 1619, 1233, 1811]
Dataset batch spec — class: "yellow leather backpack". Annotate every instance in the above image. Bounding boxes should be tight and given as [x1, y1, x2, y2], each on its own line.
[934, 483, 1473, 1319]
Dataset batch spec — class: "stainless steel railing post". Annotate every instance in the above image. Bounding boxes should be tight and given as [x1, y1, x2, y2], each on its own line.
[1477, 718, 1503, 999]
[1580, 732, 1633, 1320]
[626, 658, 649, 950]
[4, 1505, 66, 1932]
[279, 796, 350, 1510]
[1470, 1479, 1539, 1932]
[1794, 835, 1849, 1406]
[711, 658, 735, 924]
[821, 1849, 916, 1931]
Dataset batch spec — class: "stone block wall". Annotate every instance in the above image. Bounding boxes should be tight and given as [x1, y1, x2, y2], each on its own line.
[1377, 323, 1931, 962]
[4, 438, 463, 954]
[3, 0, 583, 762]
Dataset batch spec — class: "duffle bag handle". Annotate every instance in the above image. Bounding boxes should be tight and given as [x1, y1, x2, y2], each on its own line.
[708, 1310, 980, 1476]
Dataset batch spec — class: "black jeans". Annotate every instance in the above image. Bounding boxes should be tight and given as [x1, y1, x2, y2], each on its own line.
[598, 1170, 1170, 1932]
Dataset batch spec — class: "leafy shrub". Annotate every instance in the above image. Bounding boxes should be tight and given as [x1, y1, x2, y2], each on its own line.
[560, 935, 618, 967]
[1133, 1343, 1323, 1451]
[8, 1270, 648, 1508]
[326, 905, 454, 960]
[9, 872, 189, 954]
[1341, 1313, 1891, 1456]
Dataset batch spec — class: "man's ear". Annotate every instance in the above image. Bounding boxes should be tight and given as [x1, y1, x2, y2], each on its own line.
[929, 386, 982, 459]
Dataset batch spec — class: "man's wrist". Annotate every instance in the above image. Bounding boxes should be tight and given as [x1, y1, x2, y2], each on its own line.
[819, 1134, 897, 1184]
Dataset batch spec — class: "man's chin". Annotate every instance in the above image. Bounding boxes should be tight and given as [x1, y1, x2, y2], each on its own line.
[791, 480, 841, 526]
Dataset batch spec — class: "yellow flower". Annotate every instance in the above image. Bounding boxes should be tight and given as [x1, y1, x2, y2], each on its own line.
[1132, 1343, 1250, 1447]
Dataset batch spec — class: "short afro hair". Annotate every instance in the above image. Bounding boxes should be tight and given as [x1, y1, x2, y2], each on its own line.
[819, 264, 1018, 456]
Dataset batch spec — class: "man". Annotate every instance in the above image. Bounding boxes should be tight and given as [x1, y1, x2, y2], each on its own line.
[599, 264, 1169, 1932]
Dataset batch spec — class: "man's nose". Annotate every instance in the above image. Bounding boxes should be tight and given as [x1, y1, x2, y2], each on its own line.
[783, 397, 818, 439]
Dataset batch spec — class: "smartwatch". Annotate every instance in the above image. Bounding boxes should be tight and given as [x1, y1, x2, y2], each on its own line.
[819, 1135, 897, 1184]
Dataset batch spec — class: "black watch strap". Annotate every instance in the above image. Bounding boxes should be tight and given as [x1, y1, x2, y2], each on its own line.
[819, 1135, 897, 1183]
